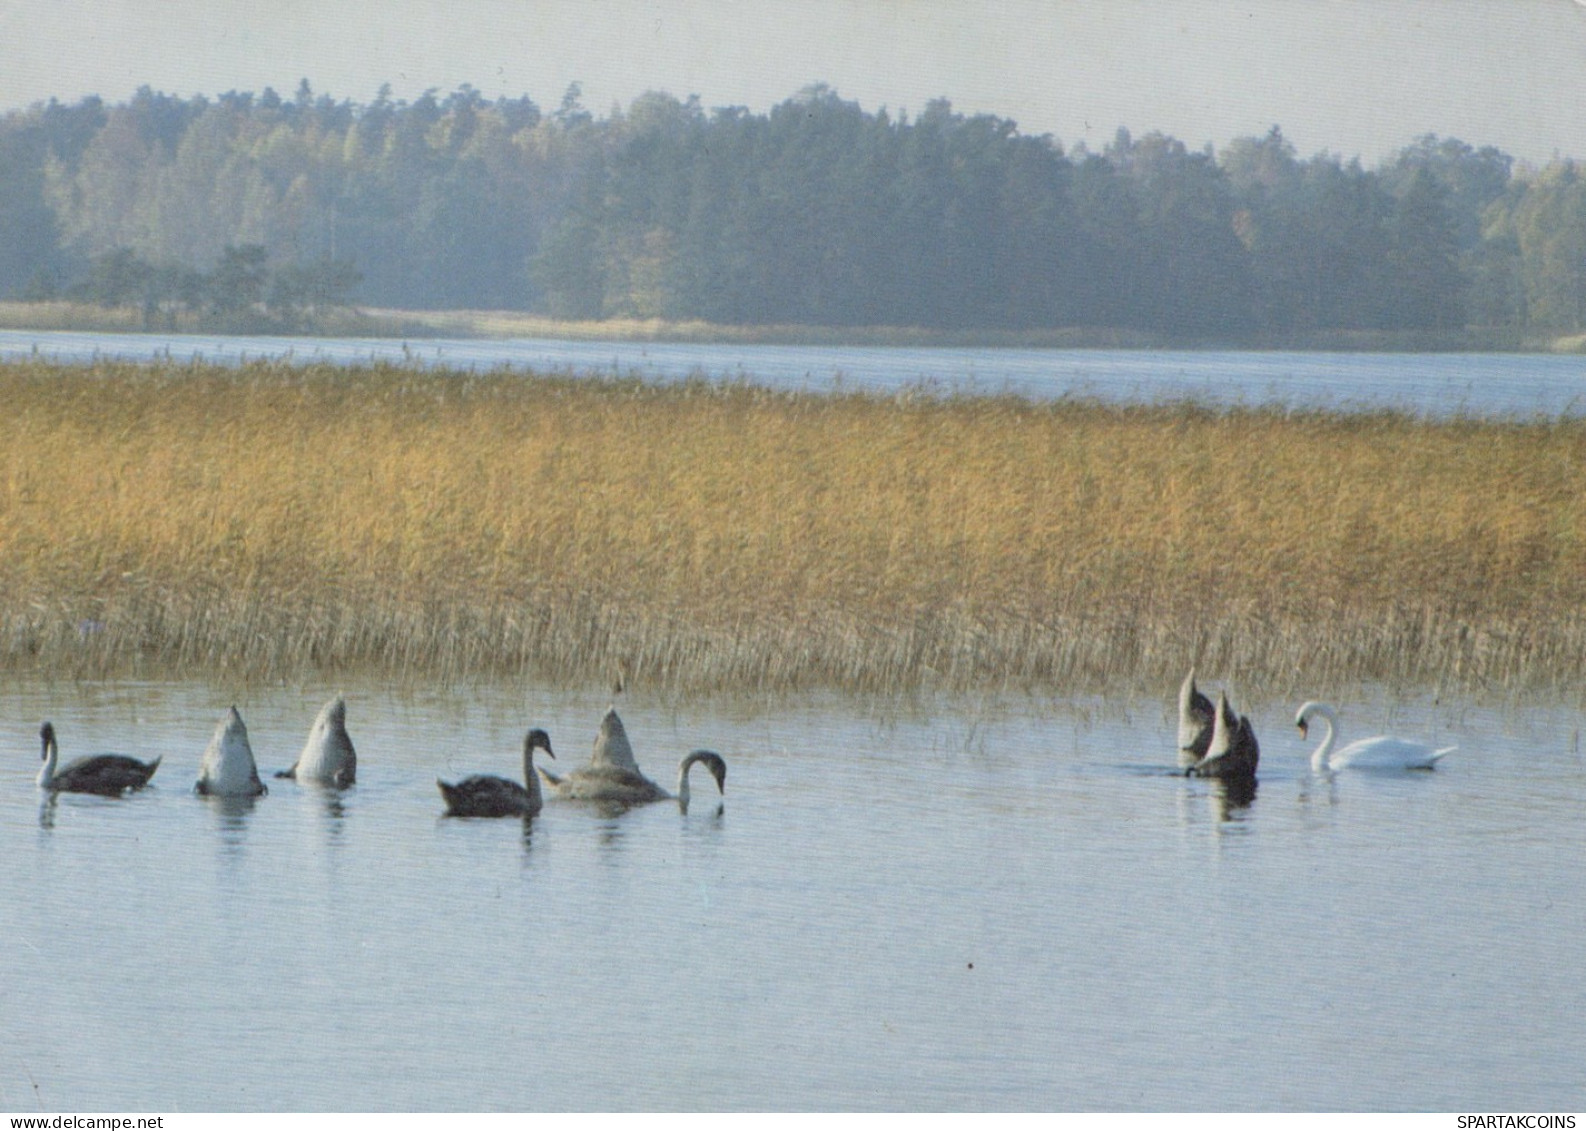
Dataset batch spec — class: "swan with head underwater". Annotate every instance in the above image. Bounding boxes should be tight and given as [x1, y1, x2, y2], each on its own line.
[437, 728, 555, 817]
[538, 708, 727, 812]
[1177, 668, 1215, 767]
[1295, 701, 1455, 771]
[35, 722, 161, 795]
[276, 694, 356, 788]
[195, 706, 267, 797]
[1185, 690, 1259, 780]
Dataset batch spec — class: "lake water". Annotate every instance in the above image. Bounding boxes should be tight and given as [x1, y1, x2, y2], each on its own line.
[2, 677, 1582, 1112]
[3, 328, 1585, 418]
[4, 336, 1585, 1111]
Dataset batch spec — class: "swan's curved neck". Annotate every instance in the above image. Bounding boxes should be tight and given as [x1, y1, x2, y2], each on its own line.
[1306, 704, 1339, 769]
[522, 743, 543, 807]
[676, 755, 697, 807]
[37, 731, 57, 787]
[675, 750, 719, 808]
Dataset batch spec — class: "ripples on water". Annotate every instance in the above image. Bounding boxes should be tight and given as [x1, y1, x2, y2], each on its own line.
[1, 678, 1582, 1111]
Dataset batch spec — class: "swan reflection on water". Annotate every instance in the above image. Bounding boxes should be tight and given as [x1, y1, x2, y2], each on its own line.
[196, 790, 265, 856]
[1211, 773, 1258, 817]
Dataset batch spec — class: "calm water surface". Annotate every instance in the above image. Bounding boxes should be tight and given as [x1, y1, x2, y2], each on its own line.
[1, 679, 1581, 1111]
[3, 329, 1584, 418]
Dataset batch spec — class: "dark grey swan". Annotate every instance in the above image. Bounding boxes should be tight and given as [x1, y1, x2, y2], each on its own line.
[1185, 691, 1259, 780]
[277, 695, 356, 787]
[1177, 668, 1214, 767]
[538, 708, 727, 811]
[438, 728, 555, 817]
[36, 722, 160, 795]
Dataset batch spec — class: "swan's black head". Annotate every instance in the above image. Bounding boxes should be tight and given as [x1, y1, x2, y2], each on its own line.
[525, 728, 555, 759]
[39, 721, 56, 755]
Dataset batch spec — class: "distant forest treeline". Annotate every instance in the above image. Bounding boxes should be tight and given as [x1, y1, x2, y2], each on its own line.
[2, 80, 1584, 336]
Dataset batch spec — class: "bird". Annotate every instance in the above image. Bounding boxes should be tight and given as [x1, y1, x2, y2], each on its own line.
[35, 721, 160, 795]
[438, 728, 555, 817]
[1295, 701, 1455, 771]
[538, 708, 727, 812]
[1177, 668, 1214, 767]
[195, 706, 268, 797]
[277, 695, 356, 787]
[1185, 691, 1259, 780]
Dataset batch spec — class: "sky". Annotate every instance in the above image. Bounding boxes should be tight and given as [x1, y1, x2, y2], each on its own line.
[2, 0, 1584, 166]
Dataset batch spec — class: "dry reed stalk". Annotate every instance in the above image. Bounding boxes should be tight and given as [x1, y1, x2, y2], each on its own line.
[4, 359, 1586, 702]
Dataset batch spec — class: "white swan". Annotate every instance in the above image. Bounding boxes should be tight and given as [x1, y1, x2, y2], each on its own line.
[438, 728, 555, 817]
[1177, 668, 1214, 766]
[539, 708, 727, 811]
[36, 722, 161, 795]
[1185, 691, 1259, 779]
[277, 695, 356, 787]
[195, 706, 267, 797]
[1295, 701, 1455, 771]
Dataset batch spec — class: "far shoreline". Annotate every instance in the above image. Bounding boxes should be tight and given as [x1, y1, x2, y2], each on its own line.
[2, 299, 1582, 354]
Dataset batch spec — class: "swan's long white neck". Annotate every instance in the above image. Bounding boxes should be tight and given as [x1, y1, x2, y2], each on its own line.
[37, 730, 58, 788]
[1301, 702, 1339, 769]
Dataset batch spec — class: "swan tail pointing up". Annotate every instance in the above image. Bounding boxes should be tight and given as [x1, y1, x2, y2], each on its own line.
[1186, 691, 1258, 780]
[1177, 668, 1214, 763]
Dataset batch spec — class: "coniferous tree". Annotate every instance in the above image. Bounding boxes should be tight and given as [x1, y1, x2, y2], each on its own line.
[3, 83, 1574, 337]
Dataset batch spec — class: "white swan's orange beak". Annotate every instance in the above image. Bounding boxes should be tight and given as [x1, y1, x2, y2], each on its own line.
[1297, 720, 1309, 738]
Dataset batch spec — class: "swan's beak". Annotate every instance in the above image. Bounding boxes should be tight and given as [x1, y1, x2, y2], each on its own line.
[1297, 720, 1308, 738]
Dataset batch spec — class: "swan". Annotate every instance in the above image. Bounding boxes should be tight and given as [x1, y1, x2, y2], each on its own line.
[1295, 701, 1455, 771]
[35, 722, 160, 795]
[589, 702, 639, 771]
[538, 708, 728, 811]
[195, 706, 268, 797]
[1185, 691, 1259, 779]
[438, 728, 555, 817]
[277, 695, 356, 787]
[1177, 668, 1214, 766]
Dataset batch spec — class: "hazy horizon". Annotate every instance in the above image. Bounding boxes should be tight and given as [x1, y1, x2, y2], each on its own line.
[3, 0, 1585, 166]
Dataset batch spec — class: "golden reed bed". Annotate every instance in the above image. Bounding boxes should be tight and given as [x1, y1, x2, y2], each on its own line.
[3, 359, 1584, 701]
